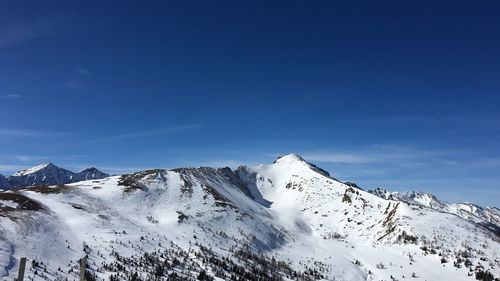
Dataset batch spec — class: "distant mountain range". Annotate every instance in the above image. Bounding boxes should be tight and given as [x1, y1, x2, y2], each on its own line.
[0, 163, 109, 189]
[368, 188, 500, 235]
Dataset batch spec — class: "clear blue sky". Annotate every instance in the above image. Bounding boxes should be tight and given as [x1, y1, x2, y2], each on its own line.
[1, 1, 499, 207]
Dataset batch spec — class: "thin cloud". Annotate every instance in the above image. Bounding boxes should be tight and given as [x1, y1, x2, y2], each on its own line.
[65, 164, 153, 175]
[65, 68, 90, 90]
[331, 116, 428, 125]
[14, 155, 49, 163]
[0, 164, 28, 174]
[301, 145, 453, 165]
[0, 128, 70, 138]
[75, 67, 91, 76]
[91, 124, 201, 143]
[0, 19, 55, 48]
[0, 94, 22, 99]
[186, 159, 251, 168]
[301, 153, 374, 164]
[65, 79, 83, 90]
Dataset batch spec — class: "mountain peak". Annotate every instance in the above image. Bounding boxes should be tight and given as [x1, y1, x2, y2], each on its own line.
[273, 153, 306, 164]
[273, 153, 331, 178]
[76, 167, 110, 180]
[79, 167, 98, 172]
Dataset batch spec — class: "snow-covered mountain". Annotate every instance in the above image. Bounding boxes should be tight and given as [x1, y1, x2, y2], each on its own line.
[450, 203, 500, 230]
[76, 167, 110, 181]
[369, 188, 500, 235]
[368, 188, 449, 210]
[7, 163, 75, 188]
[0, 154, 498, 280]
[3, 163, 109, 188]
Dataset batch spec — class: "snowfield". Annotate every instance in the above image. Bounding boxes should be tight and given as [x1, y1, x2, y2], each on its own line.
[0, 154, 498, 280]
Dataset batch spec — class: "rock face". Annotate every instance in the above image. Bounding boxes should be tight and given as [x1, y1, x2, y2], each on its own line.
[4, 163, 109, 188]
[0, 174, 11, 189]
[75, 167, 110, 181]
[0, 154, 498, 281]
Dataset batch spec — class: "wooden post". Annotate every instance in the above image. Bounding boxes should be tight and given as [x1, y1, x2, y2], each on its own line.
[17, 257, 26, 281]
[79, 256, 87, 281]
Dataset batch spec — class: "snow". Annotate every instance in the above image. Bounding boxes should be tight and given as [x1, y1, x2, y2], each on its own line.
[0, 200, 18, 209]
[369, 189, 500, 231]
[12, 163, 51, 177]
[0, 154, 498, 280]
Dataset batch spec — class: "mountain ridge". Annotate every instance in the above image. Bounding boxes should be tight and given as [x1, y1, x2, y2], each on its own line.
[368, 187, 500, 235]
[0, 163, 109, 189]
[0, 154, 498, 280]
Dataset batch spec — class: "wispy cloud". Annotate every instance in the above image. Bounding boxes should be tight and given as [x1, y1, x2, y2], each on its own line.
[301, 145, 452, 165]
[65, 79, 83, 90]
[0, 124, 200, 146]
[64, 164, 153, 175]
[0, 164, 28, 174]
[0, 94, 22, 99]
[13, 155, 49, 163]
[65, 68, 91, 90]
[0, 19, 55, 48]
[91, 124, 201, 143]
[301, 153, 374, 164]
[184, 159, 251, 168]
[75, 67, 91, 76]
[331, 116, 428, 125]
[0, 128, 70, 138]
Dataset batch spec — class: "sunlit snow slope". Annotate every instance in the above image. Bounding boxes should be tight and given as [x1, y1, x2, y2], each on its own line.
[0, 154, 498, 280]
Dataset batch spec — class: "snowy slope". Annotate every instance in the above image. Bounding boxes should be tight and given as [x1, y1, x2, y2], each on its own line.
[239, 155, 500, 280]
[0, 154, 498, 281]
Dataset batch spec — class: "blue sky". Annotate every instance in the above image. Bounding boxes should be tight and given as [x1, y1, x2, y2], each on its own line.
[0, 1, 499, 207]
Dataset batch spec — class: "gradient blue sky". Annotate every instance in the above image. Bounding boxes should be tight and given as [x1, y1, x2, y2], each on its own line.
[1, 1, 499, 207]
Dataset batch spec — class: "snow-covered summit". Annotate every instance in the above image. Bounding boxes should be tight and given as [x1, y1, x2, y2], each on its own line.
[272, 153, 331, 178]
[273, 153, 306, 163]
